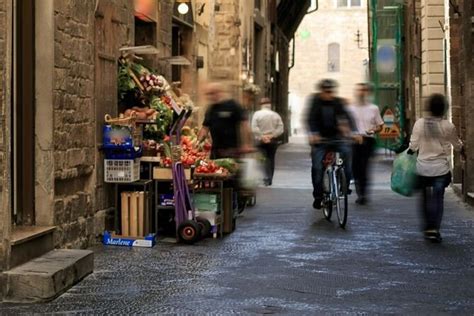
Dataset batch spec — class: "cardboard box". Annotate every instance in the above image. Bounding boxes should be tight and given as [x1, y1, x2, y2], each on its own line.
[103, 231, 156, 248]
[153, 167, 191, 180]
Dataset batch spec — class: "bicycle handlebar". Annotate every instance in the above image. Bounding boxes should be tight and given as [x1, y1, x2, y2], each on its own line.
[314, 138, 354, 145]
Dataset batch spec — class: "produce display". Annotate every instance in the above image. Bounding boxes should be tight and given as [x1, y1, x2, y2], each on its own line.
[115, 54, 237, 178]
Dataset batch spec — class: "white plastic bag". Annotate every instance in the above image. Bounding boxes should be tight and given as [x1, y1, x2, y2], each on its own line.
[239, 155, 262, 189]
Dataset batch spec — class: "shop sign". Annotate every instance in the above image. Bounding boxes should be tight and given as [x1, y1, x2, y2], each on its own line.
[377, 40, 396, 74]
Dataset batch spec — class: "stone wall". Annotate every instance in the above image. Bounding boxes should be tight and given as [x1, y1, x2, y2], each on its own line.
[0, 0, 7, 272]
[404, 0, 422, 127]
[52, 0, 134, 249]
[157, 0, 173, 79]
[448, 0, 473, 194]
[209, 0, 241, 86]
[420, 0, 445, 100]
[459, 0, 473, 194]
[449, 5, 463, 183]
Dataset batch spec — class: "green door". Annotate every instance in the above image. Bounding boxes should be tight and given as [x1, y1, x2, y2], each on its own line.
[370, 0, 405, 151]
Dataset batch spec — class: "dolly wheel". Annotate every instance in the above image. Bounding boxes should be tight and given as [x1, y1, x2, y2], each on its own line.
[178, 220, 201, 244]
[196, 217, 212, 238]
[247, 195, 256, 207]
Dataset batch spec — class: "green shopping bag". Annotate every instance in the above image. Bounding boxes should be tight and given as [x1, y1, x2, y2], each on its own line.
[391, 150, 418, 197]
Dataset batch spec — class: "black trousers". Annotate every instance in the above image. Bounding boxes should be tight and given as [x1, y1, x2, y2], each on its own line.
[258, 142, 278, 183]
[352, 137, 376, 198]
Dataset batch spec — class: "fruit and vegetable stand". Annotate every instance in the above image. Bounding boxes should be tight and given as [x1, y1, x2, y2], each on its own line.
[102, 49, 242, 247]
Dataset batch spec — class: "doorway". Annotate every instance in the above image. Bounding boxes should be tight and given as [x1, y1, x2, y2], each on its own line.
[13, 0, 36, 226]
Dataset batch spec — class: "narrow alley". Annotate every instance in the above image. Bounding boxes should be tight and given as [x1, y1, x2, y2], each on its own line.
[2, 140, 474, 315]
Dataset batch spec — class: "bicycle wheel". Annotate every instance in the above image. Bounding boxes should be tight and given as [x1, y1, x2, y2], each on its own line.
[322, 171, 332, 221]
[335, 168, 348, 228]
[323, 197, 332, 221]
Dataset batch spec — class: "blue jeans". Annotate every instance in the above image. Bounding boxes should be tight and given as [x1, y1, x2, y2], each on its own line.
[420, 173, 451, 231]
[311, 143, 352, 199]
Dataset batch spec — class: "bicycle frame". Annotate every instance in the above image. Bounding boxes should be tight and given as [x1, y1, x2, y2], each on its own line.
[326, 152, 344, 202]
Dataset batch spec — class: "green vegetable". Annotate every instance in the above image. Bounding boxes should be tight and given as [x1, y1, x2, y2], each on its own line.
[213, 159, 238, 174]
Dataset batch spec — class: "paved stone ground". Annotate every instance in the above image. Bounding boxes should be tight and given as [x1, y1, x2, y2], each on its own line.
[2, 139, 474, 315]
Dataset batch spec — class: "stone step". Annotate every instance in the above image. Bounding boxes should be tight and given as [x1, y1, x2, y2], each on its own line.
[10, 226, 56, 269]
[3, 249, 94, 303]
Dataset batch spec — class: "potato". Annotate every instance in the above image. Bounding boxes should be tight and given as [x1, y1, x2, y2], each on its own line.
[136, 112, 148, 120]
[145, 109, 155, 116]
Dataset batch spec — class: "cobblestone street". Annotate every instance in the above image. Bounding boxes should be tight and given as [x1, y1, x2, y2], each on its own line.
[2, 139, 474, 315]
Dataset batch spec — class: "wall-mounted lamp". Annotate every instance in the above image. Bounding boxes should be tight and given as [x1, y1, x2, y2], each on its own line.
[177, 0, 189, 15]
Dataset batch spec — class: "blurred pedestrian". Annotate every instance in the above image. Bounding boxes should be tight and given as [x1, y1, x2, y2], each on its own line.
[348, 83, 384, 205]
[408, 94, 464, 243]
[198, 83, 252, 159]
[251, 98, 284, 186]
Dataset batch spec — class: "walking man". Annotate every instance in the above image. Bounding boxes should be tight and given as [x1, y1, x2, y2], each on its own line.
[251, 98, 284, 186]
[307, 79, 356, 209]
[198, 83, 252, 159]
[348, 83, 384, 205]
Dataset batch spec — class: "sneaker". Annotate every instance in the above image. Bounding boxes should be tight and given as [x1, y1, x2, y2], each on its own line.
[313, 198, 322, 210]
[424, 230, 442, 243]
[355, 197, 366, 205]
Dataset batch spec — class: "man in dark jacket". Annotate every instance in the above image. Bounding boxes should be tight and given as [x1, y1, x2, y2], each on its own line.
[307, 79, 357, 209]
[198, 82, 252, 159]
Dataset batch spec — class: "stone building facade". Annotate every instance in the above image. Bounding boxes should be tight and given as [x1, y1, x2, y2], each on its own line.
[448, 0, 473, 201]
[0, 1, 310, 299]
[0, 0, 9, 274]
[289, 0, 369, 134]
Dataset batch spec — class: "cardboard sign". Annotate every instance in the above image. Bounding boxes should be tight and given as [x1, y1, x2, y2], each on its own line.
[380, 123, 400, 139]
[380, 108, 400, 139]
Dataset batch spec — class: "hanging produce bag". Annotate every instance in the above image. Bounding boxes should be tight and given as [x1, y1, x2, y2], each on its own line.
[391, 150, 418, 197]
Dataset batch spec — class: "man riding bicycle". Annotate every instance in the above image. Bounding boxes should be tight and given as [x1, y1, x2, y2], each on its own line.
[306, 79, 360, 210]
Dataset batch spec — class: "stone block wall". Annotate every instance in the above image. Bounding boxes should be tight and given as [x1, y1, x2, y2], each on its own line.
[420, 0, 445, 99]
[0, 0, 6, 271]
[209, 0, 241, 85]
[157, 0, 173, 80]
[460, 0, 474, 193]
[52, 0, 134, 249]
[449, 0, 473, 194]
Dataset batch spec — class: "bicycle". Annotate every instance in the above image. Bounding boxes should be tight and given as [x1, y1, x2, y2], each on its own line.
[320, 141, 349, 228]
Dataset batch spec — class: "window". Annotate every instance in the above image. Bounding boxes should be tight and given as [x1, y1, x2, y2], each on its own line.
[328, 43, 340, 72]
[337, 0, 362, 7]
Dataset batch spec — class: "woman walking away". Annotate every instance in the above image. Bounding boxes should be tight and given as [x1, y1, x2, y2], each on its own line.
[408, 94, 464, 243]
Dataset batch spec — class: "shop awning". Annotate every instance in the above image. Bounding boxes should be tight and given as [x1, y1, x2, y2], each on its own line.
[120, 45, 159, 55]
[158, 56, 192, 66]
[277, 0, 311, 38]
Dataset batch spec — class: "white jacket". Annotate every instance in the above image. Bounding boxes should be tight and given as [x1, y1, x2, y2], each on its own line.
[409, 117, 463, 177]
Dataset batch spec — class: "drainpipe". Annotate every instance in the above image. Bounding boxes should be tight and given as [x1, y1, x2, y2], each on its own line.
[289, 36, 295, 70]
[307, 0, 319, 14]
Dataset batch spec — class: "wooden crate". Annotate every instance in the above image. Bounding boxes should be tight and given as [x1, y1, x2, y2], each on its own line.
[120, 191, 150, 237]
[153, 167, 191, 180]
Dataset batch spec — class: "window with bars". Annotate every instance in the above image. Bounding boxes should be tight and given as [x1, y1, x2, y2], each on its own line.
[337, 0, 362, 8]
